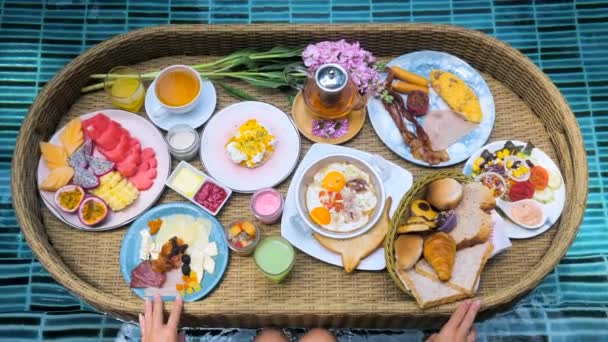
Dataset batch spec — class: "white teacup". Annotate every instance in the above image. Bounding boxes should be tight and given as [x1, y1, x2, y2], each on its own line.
[154, 65, 202, 114]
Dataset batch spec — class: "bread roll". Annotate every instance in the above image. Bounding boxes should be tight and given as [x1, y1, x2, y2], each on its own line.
[394, 234, 423, 271]
[426, 178, 463, 210]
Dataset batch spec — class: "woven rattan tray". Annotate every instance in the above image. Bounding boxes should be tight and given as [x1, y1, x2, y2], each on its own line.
[12, 24, 586, 328]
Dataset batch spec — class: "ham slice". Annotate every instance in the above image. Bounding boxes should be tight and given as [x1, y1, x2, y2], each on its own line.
[422, 110, 478, 151]
[130, 261, 166, 288]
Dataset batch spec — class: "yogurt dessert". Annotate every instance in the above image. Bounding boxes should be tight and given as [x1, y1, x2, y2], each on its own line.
[225, 119, 276, 168]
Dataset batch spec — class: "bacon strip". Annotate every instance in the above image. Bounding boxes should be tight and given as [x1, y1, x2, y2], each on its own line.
[381, 69, 449, 165]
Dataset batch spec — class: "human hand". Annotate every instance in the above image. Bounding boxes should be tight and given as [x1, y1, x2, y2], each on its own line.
[140, 293, 183, 342]
[426, 299, 480, 342]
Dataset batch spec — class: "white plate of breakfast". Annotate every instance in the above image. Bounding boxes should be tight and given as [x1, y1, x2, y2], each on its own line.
[37, 110, 170, 231]
[463, 140, 565, 239]
[200, 101, 301, 193]
[282, 143, 413, 272]
[367, 50, 495, 167]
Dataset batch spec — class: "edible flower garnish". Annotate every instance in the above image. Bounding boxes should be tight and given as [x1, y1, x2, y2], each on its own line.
[303, 40, 380, 95]
[148, 218, 163, 235]
[311, 118, 349, 139]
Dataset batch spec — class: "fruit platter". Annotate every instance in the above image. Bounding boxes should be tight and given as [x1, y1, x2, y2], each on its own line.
[36, 110, 170, 230]
[14, 25, 586, 327]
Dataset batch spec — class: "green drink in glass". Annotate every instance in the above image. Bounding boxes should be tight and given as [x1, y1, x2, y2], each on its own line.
[254, 236, 295, 283]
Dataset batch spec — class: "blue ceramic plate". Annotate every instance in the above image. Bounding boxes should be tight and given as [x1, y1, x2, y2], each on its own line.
[368, 50, 496, 167]
[120, 203, 229, 302]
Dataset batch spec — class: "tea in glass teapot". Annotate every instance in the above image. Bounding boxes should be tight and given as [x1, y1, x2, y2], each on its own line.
[287, 63, 365, 119]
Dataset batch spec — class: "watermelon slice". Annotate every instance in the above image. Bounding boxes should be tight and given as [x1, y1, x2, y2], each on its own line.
[129, 167, 156, 191]
[142, 148, 155, 160]
[98, 133, 131, 163]
[95, 121, 123, 150]
[146, 157, 157, 168]
[116, 160, 138, 177]
[82, 113, 110, 140]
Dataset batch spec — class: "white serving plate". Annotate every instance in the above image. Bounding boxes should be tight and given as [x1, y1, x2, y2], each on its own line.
[463, 140, 566, 239]
[281, 143, 413, 271]
[200, 101, 301, 193]
[37, 109, 171, 231]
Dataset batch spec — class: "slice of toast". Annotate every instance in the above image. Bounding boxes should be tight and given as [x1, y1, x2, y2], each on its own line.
[397, 268, 468, 309]
[449, 183, 495, 249]
[314, 197, 391, 273]
[415, 241, 493, 296]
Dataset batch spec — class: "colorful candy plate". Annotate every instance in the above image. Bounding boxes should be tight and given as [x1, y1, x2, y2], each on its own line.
[200, 101, 301, 193]
[367, 50, 496, 167]
[463, 140, 566, 239]
[119, 203, 229, 302]
[36, 109, 171, 231]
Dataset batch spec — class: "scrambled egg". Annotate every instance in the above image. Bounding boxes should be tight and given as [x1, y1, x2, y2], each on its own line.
[306, 162, 378, 233]
[430, 70, 482, 124]
[225, 119, 276, 168]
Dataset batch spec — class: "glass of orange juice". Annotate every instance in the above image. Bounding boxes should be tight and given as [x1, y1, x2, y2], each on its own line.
[104, 66, 145, 112]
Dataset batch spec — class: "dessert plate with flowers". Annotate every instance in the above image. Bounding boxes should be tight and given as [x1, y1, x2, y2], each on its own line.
[200, 101, 301, 193]
[144, 79, 217, 131]
[120, 203, 228, 302]
[463, 140, 565, 239]
[367, 50, 496, 167]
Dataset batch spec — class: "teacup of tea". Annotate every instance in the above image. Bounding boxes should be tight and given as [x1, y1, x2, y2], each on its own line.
[154, 65, 202, 114]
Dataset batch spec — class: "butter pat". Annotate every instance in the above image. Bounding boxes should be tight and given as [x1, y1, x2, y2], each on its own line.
[169, 167, 204, 198]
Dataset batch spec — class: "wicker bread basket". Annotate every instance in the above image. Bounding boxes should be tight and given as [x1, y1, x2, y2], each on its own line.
[385, 171, 473, 295]
[12, 24, 586, 328]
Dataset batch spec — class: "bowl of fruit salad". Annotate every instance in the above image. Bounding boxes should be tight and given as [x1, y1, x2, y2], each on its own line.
[225, 220, 260, 256]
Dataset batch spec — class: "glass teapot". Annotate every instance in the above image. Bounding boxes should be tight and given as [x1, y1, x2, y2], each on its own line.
[286, 63, 365, 119]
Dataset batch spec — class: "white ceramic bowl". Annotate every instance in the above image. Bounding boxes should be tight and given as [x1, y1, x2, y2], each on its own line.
[294, 153, 386, 239]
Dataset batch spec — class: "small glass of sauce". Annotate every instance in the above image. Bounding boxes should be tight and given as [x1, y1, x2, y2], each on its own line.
[166, 124, 199, 161]
[250, 188, 284, 224]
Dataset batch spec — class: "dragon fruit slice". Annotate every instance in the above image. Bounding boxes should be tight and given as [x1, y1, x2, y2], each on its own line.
[68, 145, 88, 169]
[82, 139, 94, 156]
[88, 155, 114, 176]
[72, 167, 99, 189]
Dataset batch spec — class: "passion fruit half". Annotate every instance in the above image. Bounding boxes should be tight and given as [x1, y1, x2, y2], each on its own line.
[78, 196, 108, 226]
[54, 185, 85, 213]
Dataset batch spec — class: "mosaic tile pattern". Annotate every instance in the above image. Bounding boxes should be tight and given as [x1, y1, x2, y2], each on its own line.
[1, 0, 607, 340]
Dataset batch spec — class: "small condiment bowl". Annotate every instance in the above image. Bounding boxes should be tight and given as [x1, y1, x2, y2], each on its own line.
[165, 161, 232, 216]
[225, 220, 260, 256]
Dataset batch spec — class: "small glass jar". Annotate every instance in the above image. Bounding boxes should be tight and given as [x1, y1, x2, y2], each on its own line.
[250, 188, 284, 224]
[225, 220, 260, 257]
[166, 124, 200, 161]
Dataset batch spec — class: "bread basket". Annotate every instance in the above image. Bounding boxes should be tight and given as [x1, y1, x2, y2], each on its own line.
[385, 171, 473, 295]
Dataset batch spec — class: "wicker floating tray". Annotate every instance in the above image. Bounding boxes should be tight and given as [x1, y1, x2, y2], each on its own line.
[12, 24, 587, 328]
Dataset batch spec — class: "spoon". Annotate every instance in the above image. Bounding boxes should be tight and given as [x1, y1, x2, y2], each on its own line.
[495, 198, 547, 230]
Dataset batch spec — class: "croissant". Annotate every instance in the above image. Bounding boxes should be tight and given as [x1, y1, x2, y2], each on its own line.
[423, 232, 456, 281]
